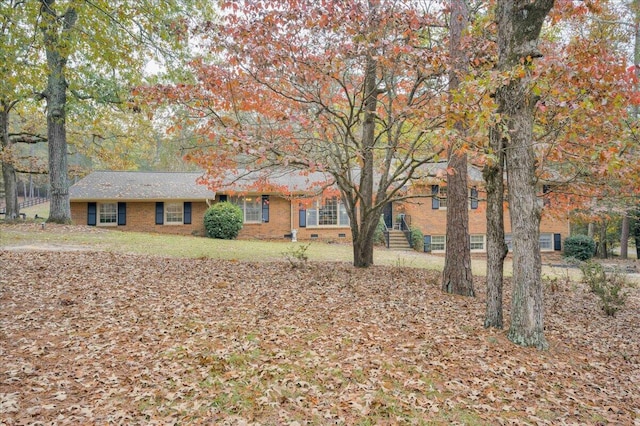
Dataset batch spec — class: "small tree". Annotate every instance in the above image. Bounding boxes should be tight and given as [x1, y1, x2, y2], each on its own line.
[204, 202, 243, 239]
[175, 0, 448, 267]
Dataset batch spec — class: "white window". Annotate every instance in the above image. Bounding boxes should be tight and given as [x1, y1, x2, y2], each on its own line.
[431, 235, 446, 252]
[438, 186, 447, 209]
[98, 202, 117, 226]
[307, 197, 349, 227]
[505, 233, 553, 251]
[232, 196, 262, 223]
[470, 235, 485, 251]
[165, 202, 184, 224]
[539, 233, 553, 251]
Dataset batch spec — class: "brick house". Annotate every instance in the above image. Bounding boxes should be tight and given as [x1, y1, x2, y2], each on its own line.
[385, 162, 569, 253]
[70, 168, 569, 251]
[69, 170, 353, 241]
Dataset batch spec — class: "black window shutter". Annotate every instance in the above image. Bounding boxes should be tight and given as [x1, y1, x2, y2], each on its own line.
[424, 235, 432, 252]
[87, 202, 97, 226]
[184, 202, 192, 224]
[470, 187, 478, 210]
[262, 195, 270, 222]
[299, 209, 306, 228]
[431, 185, 440, 209]
[155, 202, 164, 225]
[219, 194, 228, 202]
[554, 233, 561, 251]
[117, 202, 126, 226]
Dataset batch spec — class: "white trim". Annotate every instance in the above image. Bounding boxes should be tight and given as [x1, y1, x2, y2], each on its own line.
[539, 233, 554, 252]
[231, 196, 262, 224]
[470, 234, 485, 252]
[97, 202, 117, 227]
[431, 235, 446, 252]
[306, 197, 350, 228]
[165, 202, 184, 225]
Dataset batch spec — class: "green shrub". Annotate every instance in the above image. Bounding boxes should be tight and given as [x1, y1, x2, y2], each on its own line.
[410, 226, 424, 252]
[373, 216, 387, 246]
[580, 261, 627, 316]
[564, 234, 596, 261]
[204, 202, 243, 239]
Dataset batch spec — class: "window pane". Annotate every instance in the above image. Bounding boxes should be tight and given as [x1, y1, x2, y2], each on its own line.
[307, 198, 349, 227]
[539, 233, 552, 250]
[439, 187, 447, 208]
[244, 196, 262, 222]
[432, 235, 446, 251]
[166, 203, 183, 223]
[232, 196, 261, 223]
[307, 209, 318, 227]
[99, 203, 117, 224]
[319, 198, 338, 225]
[339, 202, 349, 226]
[470, 235, 484, 250]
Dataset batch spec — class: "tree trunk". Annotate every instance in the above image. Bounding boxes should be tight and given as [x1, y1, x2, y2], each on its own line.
[40, 0, 75, 224]
[442, 0, 474, 296]
[497, 0, 554, 350]
[621, 215, 629, 259]
[352, 216, 377, 267]
[633, 211, 640, 260]
[484, 127, 508, 328]
[626, 7, 640, 260]
[352, 52, 378, 268]
[599, 221, 608, 259]
[1, 102, 19, 220]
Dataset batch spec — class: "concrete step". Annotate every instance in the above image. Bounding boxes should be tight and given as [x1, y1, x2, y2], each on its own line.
[386, 230, 412, 250]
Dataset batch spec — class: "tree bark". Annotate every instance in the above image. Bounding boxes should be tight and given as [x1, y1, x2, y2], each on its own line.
[620, 215, 629, 259]
[497, 0, 554, 350]
[624, 6, 640, 260]
[1, 102, 19, 220]
[352, 53, 379, 268]
[484, 127, 508, 328]
[40, 0, 74, 224]
[598, 221, 608, 259]
[442, 0, 474, 296]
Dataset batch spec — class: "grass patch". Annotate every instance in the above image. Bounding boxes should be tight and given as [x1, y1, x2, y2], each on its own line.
[0, 207, 605, 281]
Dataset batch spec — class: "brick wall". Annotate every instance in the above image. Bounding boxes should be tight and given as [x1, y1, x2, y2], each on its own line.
[71, 201, 209, 236]
[71, 187, 567, 247]
[71, 196, 306, 240]
[236, 196, 292, 240]
[396, 184, 569, 250]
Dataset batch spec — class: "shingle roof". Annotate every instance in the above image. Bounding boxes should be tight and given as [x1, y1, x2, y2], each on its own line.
[69, 171, 216, 201]
[413, 161, 485, 182]
[219, 169, 334, 194]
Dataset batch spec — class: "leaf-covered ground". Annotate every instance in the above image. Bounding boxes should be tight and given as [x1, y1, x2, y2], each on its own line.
[1, 249, 639, 425]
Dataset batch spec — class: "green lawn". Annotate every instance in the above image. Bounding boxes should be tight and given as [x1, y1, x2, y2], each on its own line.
[3, 201, 586, 280]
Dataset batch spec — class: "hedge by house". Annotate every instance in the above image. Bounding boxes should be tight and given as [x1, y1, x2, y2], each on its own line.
[204, 202, 243, 239]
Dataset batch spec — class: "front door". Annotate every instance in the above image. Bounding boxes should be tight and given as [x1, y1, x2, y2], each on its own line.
[382, 203, 393, 229]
